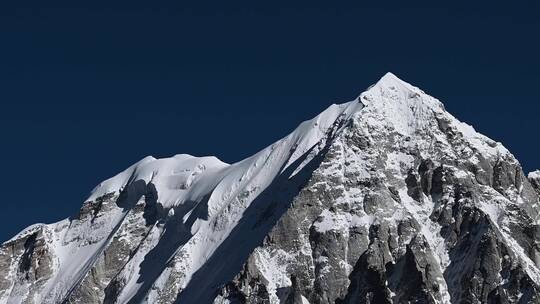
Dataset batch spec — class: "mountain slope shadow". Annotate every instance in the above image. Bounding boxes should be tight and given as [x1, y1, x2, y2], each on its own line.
[173, 136, 337, 303]
[103, 183, 213, 303]
[61, 180, 155, 303]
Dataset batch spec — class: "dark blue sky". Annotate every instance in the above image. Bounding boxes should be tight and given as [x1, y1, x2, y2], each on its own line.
[1, 1, 539, 241]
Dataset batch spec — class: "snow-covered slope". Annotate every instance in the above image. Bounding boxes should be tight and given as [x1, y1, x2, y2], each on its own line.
[1, 73, 539, 304]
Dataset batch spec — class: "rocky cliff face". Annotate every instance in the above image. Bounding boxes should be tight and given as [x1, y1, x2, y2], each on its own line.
[1, 73, 539, 304]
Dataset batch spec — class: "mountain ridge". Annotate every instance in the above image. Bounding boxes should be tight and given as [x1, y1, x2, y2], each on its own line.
[1, 73, 539, 304]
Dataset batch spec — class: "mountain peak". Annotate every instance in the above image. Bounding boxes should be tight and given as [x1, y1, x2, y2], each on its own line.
[378, 71, 402, 84]
[358, 73, 444, 130]
[367, 72, 423, 95]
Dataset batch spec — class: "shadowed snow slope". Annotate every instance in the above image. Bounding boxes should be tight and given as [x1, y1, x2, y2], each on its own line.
[1, 73, 539, 304]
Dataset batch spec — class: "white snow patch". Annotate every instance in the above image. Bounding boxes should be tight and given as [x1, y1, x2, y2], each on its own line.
[252, 248, 294, 304]
[385, 151, 414, 173]
[313, 209, 374, 233]
[398, 188, 451, 304]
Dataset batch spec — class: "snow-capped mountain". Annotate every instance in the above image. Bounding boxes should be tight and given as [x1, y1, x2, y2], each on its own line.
[1, 73, 539, 304]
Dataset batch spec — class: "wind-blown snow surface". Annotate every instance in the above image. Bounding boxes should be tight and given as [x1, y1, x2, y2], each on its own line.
[1, 73, 540, 304]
